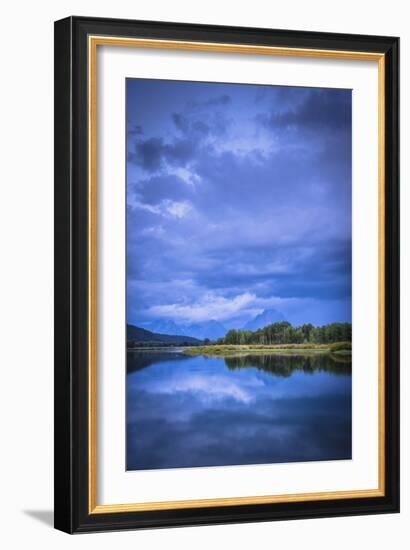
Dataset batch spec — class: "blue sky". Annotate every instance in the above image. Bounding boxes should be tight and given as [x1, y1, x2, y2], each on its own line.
[126, 79, 352, 328]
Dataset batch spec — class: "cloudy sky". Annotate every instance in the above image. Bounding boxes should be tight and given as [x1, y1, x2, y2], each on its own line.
[126, 78, 352, 328]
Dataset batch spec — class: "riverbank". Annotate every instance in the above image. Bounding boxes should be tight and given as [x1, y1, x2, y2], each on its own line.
[183, 342, 351, 357]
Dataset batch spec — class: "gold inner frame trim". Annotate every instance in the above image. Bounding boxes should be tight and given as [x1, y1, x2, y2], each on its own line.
[88, 35, 386, 514]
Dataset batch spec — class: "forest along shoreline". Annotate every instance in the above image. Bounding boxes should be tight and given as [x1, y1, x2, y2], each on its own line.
[127, 321, 352, 359]
[184, 321, 351, 356]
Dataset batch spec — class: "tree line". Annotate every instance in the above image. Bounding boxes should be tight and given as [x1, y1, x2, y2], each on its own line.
[218, 321, 352, 346]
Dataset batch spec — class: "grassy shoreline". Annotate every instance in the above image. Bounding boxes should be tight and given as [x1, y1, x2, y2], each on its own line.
[183, 342, 351, 357]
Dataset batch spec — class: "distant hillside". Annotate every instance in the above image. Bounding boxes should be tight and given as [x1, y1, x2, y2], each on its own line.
[139, 319, 227, 340]
[242, 309, 286, 331]
[127, 324, 202, 346]
[138, 319, 183, 336]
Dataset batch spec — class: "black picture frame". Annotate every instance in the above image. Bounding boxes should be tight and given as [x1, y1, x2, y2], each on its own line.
[54, 15, 400, 534]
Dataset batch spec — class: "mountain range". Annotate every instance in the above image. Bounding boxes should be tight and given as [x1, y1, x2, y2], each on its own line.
[138, 319, 227, 340]
[136, 309, 286, 340]
[127, 324, 202, 345]
[242, 308, 285, 331]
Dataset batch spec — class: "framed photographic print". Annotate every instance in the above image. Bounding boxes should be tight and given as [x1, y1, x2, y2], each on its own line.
[54, 16, 399, 533]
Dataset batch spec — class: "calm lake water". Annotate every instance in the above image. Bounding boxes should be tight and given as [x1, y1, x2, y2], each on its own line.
[126, 350, 352, 471]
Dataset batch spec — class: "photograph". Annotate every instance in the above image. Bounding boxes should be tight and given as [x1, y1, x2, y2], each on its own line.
[126, 79, 353, 471]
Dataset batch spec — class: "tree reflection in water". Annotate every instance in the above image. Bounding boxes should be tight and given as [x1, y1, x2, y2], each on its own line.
[224, 353, 351, 377]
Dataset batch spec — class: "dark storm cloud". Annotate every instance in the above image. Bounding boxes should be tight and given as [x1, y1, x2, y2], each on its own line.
[172, 112, 210, 136]
[260, 88, 351, 133]
[129, 137, 163, 170]
[184, 238, 351, 301]
[129, 136, 197, 171]
[190, 93, 232, 108]
[172, 112, 190, 133]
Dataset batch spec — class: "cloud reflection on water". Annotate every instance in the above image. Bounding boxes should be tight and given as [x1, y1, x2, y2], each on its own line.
[127, 352, 351, 470]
